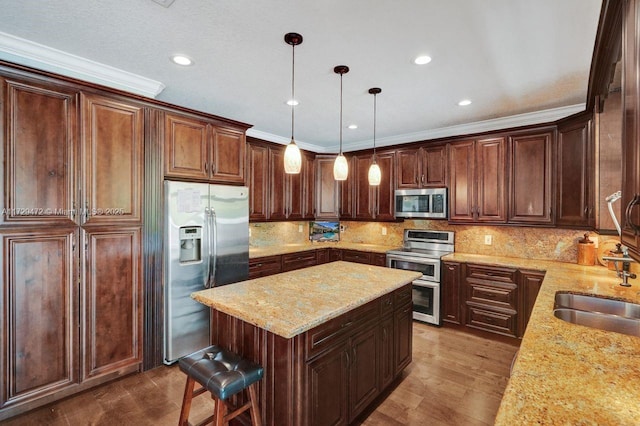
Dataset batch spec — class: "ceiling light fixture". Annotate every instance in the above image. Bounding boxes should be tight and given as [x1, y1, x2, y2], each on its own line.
[333, 65, 350, 181]
[458, 99, 472, 106]
[171, 55, 193, 66]
[348, 124, 358, 130]
[283, 32, 303, 174]
[414, 55, 432, 65]
[368, 87, 382, 186]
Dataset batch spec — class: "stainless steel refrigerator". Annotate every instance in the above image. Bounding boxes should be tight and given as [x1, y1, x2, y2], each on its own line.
[163, 180, 249, 364]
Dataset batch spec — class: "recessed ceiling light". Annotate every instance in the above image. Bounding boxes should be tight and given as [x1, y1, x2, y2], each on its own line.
[348, 124, 358, 130]
[414, 55, 432, 65]
[171, 55, 193, 66]
[286, 99, 299, 106]
[458, 99, 472, 106]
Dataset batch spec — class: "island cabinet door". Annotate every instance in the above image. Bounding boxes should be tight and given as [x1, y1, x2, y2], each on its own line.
[379, 315, 395, 389]
[394, 302, 413, 373]
[81, 227, 142, 382]
[306, 344, 349, 426]
[348, 325, 379, 422]
[0, 228, 79, 410]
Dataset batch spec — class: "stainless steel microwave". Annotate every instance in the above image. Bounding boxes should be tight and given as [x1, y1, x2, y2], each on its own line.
[394, 188, 448, 219]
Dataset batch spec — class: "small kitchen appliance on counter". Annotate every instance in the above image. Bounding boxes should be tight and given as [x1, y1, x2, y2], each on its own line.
[386, 229, 455, 325]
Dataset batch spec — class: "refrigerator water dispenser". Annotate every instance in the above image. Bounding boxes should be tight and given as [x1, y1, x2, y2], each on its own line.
[179, 226, 202, 263]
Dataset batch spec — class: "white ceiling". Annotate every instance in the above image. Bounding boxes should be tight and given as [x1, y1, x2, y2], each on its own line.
[0, 0, 603, 153]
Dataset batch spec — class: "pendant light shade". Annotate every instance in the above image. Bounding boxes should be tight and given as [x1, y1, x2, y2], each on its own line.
[333, 65, 350, 181]
[368, 87, 382, 186]
[283, 33, 302, 174]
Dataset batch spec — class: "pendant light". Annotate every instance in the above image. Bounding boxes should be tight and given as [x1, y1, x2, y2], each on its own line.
[333, 65, 349, 181]
[368, 87, 382, 186]
[283, 33, 302, 174]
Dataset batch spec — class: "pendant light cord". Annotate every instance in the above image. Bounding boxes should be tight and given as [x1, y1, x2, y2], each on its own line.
[339, 73, 343, 155]
[291, 43, 295, 141]
[373, 92, 377, 160]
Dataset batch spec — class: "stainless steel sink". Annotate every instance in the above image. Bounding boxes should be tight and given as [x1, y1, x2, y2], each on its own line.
[554, 293, 640, 319]
[553, 293, 640, 338]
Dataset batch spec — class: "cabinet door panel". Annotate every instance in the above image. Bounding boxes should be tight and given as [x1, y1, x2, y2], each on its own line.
[423, 145, 447, 187]
[302, 154, 315, 219]
[1, 228, 78, 406]
[268, 148, 287, 220]
[448, 141, 475, 221]
[247, 143, 269, 221]
[379, 316, 394, 389]
[83, 227, 142, 380]
[375, 152, 396, 220]
[354, 155, 374, 219]
[476, 138, 506, 222]
[82, 94, 143, 224]
[307, 344, 348, 426]
[396, 148, 421, 189]
[315, 156, 339, 219]
[509, 132, 553, 224]
[557, 120, 592, 227]
[394, 303, 412, 374]
[442, 262, 461, 324]
[211, 127, 245, 183]
[164, 113, 209, 180]
[3, 79, 77, 225]
[349, 326, 379, 421]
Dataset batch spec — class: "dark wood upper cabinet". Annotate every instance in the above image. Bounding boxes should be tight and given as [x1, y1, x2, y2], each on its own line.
[556, 115, 594, 228]
[268, 147, 288, 220]
[164, 111, 245, 184]
[449, 138, 506, 223]
[246, 142, 269, 221]
[81, 93, 144, 225]
[396, 145, 446, 189]
[339, 155, 355, 220]
[2, 78, 78, 225]
[353, 151, 395, 220]
[315, 155, 339, 219]
[508, 130, 554, 225]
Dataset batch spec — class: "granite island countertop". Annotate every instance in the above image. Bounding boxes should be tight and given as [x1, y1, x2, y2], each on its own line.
[443, 253, 640, 425]
[191, 261, 421, 339]
[249, 242, 396, 258]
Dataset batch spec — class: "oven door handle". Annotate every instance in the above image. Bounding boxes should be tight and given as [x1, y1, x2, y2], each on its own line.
[387, 254, 441, 264]
[412, 279, 439, 288]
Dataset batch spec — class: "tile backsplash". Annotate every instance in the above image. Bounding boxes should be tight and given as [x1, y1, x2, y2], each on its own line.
[250, 220, 620, 264]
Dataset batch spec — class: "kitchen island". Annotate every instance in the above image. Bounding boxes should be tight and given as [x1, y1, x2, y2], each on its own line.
[192, 261, 421, 426]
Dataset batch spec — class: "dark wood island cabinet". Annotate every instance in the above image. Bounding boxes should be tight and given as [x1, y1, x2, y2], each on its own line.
[192, 262, 420, 426]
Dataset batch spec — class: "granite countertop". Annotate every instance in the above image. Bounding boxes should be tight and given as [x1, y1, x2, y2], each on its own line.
[191, 261, 421, 339]
[249, 242, 397, 258]
[443, 253, 640, 425]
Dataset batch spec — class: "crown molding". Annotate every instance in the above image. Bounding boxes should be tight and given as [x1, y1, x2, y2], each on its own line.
[0, 31, 165, 98]
[253, 103, 586, 153]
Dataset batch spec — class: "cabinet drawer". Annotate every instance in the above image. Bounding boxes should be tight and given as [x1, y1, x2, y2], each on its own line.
[379, 293, 394, 317]
[281, 251, 317, 272]
[248, 255, 282, 279]
[371, 253, 387, 266]
[394, 284, 412, 307]
[466, 264, 516, 284]
[341, 250, 372, 264]
[305, 300, 378, 360]
[316, 248, 330, 264]
[466, 281, 518, 310]
[466, 305, 518, 338]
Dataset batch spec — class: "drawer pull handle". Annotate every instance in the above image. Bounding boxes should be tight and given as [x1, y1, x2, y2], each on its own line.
[341, 321, 353, 328]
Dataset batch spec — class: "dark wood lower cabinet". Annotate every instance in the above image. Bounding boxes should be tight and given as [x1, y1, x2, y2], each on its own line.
[442, 261, 545, 341]
[210, 284, 412, 426]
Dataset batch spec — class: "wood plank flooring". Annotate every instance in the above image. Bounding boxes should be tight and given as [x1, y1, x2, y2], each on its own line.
[3, 323, 519, 426]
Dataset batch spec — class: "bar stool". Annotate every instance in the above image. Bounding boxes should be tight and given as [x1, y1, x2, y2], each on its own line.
[178, 345, 263, 426]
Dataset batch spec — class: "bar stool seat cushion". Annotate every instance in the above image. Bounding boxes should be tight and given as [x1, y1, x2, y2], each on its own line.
[179, 345, 264, 401]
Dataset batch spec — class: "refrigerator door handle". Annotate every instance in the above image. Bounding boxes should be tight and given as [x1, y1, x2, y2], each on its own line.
[203, 207, 212, 288]
[210, 207, 218, 287]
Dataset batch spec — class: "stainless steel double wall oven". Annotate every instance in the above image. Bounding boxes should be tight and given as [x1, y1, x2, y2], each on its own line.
[387, 229, 455, 325]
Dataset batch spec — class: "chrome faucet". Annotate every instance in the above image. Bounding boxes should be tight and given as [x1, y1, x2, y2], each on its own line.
[603, 249, 637, 287]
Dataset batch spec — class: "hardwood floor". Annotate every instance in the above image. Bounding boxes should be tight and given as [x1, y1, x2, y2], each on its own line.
[3, 323, 519, 425]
